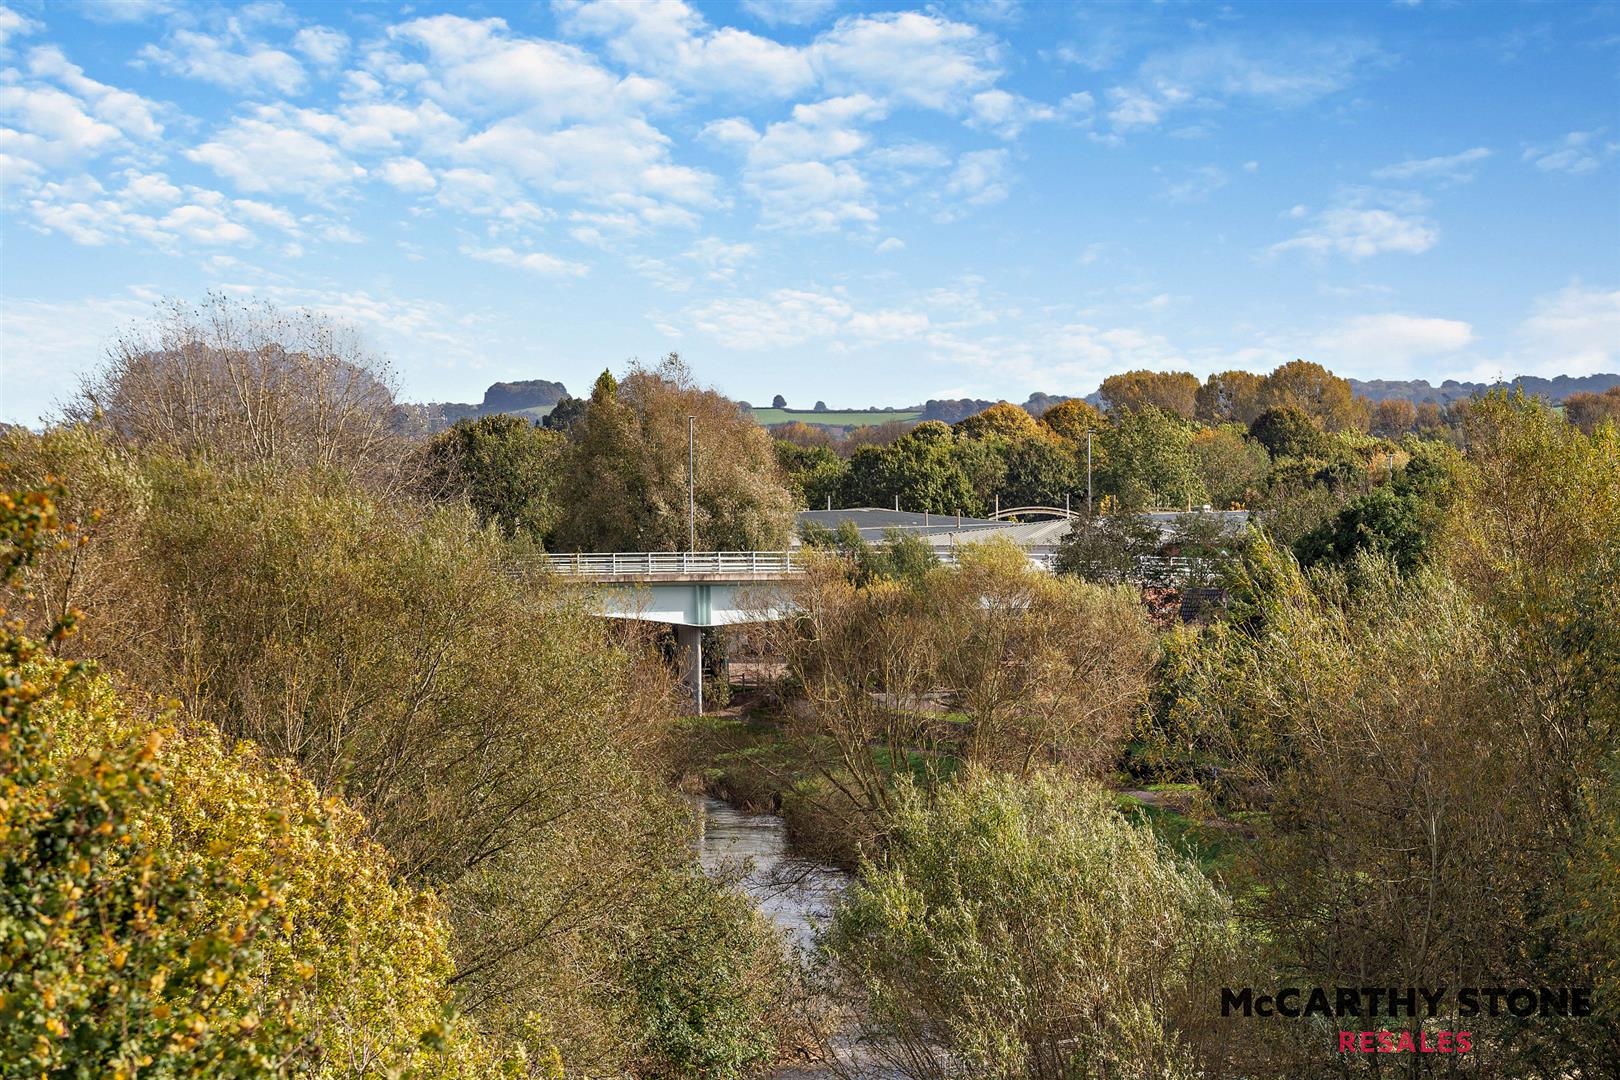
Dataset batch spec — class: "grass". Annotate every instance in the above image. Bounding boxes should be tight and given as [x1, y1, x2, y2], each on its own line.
[1116, 791, 1244, 875]
[749, 408, 921, 427]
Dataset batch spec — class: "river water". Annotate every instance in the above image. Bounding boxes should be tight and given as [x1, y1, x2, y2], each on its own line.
[693, 795, 849, 952]
[694, 796, 911, 1080]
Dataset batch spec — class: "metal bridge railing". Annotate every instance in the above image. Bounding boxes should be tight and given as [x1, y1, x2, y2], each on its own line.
[519, 550, 805, 579]
[511, 549, 1197, 582]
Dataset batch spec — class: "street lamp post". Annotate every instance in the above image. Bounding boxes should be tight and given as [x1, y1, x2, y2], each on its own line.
[1086, 431, 1094, 516]
[688, 415, 696, 552]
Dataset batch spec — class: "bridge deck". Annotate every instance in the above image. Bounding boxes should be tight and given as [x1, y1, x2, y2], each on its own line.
[508, 548, 1103, 582]
[513, 550, 805, 582]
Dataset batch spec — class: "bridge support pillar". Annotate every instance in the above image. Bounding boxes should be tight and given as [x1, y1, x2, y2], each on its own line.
[676, 624, 703, 715]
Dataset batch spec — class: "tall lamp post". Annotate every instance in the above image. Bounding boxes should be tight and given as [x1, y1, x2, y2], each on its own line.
[1086, 430, 1094, 516]
[684, 414, 702, 716]
[688, 415, 696, 552]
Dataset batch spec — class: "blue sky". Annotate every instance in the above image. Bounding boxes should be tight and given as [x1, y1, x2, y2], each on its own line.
[2, 0, 1617, 424]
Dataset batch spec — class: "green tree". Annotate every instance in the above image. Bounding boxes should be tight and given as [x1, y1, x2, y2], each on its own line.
[1248, 405, 1324, 458]
[542, 394, 588, 434]
[1053, 510, 1163, 585]
[998, 434, 1085, 508]
[774, 440, 847, 509]
[827, 772, 1236, 1080]
[422, 413, 564, 539]
[1294, 443, 1461, 574]
[0, 486, 514, 1079]
[1257, 360, 1363, 431]
[1187, 424, 1270, 508]
[557, 357, 796, 551]
[0, 434, 797, 1076]
[1194, 370, 1266, 425]
[799, 520, 940, 587]
[1098, 407, 1206, 510]
[839, 421, 1000, 515]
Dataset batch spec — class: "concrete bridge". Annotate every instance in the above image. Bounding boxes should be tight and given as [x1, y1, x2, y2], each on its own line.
[517, 506, 1247, 713]
[511, 550, 807, 714]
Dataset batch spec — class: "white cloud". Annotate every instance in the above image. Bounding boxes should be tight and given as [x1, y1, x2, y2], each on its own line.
[325, 99, 462, 154]
[462, 115, 714, 209]
[186, 106, 367, 197]
[120, 169, 181, 203]
[230, 197, 299, 231]
[944, 148, 1009, 207]
[156, 203, 255, 245]
[27, 46, 164, 141]
[379, 156, 436, 192]
[363, 14, 715, 224]
[74, 0, 179, 25]
[0, 85, 125, 172]
[0, 4, 39, 53]
[1106, 36, 1381, 131]
[557, 0, 815, 99]
[1523, 131, 1617, 175]
[139, 28, 307, 96]
[1514, 284, 1620, 375]
[388, 15, 657, 125]
[462, 244, 590, 277]
[686, 237, 755, 275]
[706, 94, 886, 228]
[687, 286, 927, 349]
[966, 89, 1082, 139]
[17, 167, 314, 252]
[812, 11, 1002, 111]
[1313, 313, 1474, 363]
[1373, 146, 1491, 183]
[0, 43, 170, 185]
[292, 26, 349, 69]
[875, 236, 904, 253]
[1271, 197, 1438, 260]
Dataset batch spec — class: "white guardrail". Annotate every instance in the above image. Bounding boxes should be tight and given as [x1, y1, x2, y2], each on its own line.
[513, 549, 1194, 581]
[531, 550, 806, 577]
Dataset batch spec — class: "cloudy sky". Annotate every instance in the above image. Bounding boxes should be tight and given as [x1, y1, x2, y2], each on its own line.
[2, 0, 1617, 423]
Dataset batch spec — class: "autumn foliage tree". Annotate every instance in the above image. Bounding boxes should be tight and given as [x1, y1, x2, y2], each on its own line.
[1098, 370, 1200, 419]
[0, 485, 514, 1078]
[556, 357, 796, 551]
[67, 294, 408, 492]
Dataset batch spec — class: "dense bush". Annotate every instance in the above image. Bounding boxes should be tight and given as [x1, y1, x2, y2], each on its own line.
[1, 427, 800, 1074]
[1151, 393, 1620, 1075]
[827, 771, 1238, 1079]
[0, 486, 512, 1078]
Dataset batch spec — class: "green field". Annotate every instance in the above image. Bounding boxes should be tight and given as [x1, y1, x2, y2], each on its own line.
[748, 407, 920, 427]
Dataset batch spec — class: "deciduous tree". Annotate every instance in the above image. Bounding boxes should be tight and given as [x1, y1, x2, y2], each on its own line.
[1099, 370, 1200, 418]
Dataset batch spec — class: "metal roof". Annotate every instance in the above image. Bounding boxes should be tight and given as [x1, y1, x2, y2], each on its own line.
[794, 507, 1251, 549]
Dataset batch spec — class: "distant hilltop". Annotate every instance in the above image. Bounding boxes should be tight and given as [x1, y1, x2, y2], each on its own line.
[398, 371, 1617, 435]
[1344, 373, 1619, 405]
[399, 378, 569, 433]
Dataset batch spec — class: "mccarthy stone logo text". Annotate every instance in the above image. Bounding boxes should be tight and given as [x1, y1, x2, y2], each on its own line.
[1221, 986, 1594, 1020]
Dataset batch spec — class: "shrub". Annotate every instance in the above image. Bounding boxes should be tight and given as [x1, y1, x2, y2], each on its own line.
[0, 486, 515, 1078]
[826, 771, 1236, 1080]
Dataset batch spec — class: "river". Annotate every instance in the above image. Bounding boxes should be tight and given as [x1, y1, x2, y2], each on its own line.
[694, 796, 911, 1080]
[693, 795, 849, 952]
